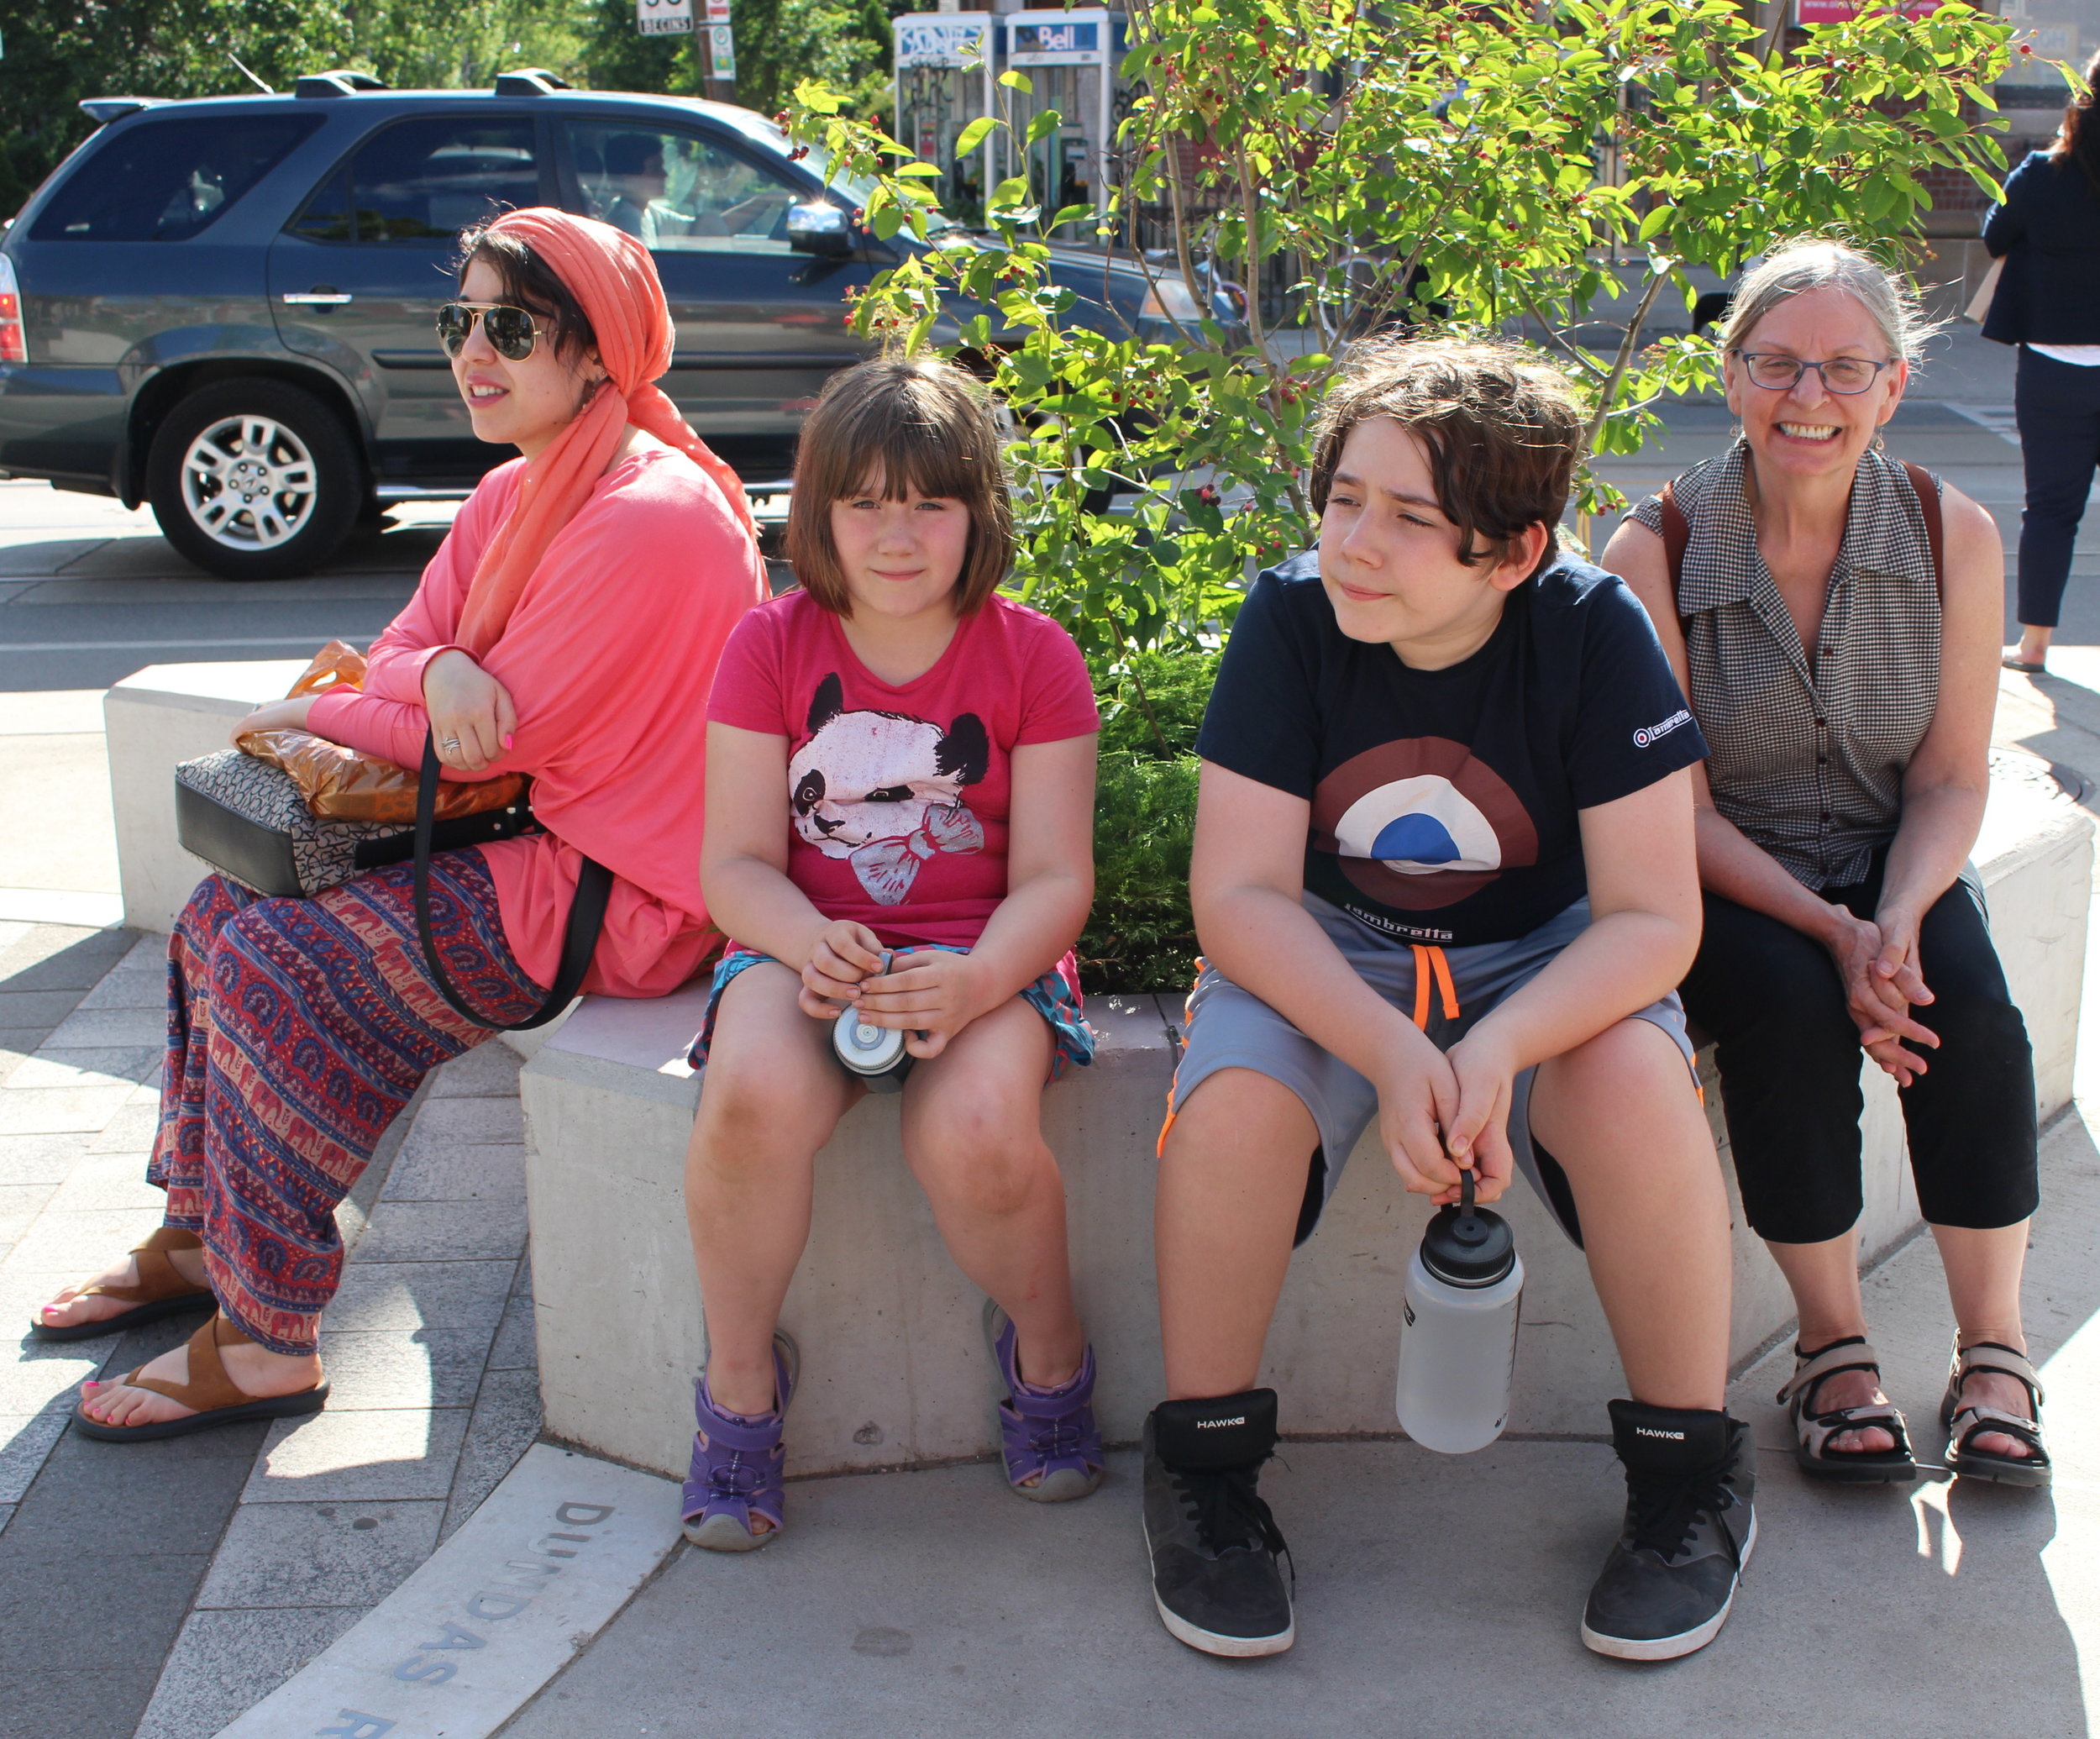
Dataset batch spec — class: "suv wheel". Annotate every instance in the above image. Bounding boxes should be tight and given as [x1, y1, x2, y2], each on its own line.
[145, 380, 364, 581]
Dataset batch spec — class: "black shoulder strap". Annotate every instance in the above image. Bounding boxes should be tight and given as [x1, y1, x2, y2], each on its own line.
[414, 731, 612, 1030]
[1898, 460, 1945, 602]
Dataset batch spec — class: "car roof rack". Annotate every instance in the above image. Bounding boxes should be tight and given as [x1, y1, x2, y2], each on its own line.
[77, 97, 163, 124]
[493, 68, 572, 95]
[295, 69, 390, 99]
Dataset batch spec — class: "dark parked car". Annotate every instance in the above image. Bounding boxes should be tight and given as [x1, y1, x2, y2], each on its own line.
[0, 69, 1197, 578]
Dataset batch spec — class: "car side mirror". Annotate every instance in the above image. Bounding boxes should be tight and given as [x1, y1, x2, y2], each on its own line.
[785, 202, 852, 258]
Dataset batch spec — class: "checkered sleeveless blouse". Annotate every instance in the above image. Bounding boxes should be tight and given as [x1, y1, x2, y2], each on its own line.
[1629, 442, 1942, 891]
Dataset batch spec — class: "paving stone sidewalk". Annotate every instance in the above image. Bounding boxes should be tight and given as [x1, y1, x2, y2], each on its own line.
[0, 922, 543, 1739]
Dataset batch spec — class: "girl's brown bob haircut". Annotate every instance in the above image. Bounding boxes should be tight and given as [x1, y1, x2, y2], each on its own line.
[786, 355, 1014, 616]
[1309, 337, 1584, 574]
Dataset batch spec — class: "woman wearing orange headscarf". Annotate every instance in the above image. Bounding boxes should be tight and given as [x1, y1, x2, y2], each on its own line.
[36, 211, 768, 1440]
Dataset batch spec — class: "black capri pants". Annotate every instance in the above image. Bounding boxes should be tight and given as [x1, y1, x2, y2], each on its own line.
[1680, 858, 2039, 1245]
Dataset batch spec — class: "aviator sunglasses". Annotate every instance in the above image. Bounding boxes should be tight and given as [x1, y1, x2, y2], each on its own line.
[436, 301, 541, 362]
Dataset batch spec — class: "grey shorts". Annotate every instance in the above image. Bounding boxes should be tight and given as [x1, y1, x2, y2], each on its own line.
[1161, 894, 1696, 1248]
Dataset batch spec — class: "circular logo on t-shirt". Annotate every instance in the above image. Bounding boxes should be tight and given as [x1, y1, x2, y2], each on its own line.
[1310, 738, 1538, 911]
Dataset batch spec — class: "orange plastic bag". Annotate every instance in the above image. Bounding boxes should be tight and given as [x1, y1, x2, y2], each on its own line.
[236, 641, 529, 825]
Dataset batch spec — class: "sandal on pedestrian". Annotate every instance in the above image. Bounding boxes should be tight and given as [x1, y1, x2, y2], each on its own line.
[72, 1312, 328, 1442]
[983, 1299, 1104, 1503]
[683, 1331, 799, 1552]
[1776, 1336, 1917, 1484]
[30, 1226, 215, 1342]
[1940, 1341, 2051, 1489]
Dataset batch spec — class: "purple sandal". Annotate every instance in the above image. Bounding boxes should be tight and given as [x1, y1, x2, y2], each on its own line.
[984, 1300, 1104, 1503]
[682, 1331, 799, 1552]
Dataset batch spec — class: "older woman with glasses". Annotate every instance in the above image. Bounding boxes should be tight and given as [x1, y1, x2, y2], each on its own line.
[34, 209, 767, 1440]
[1603, 240, 2049, 1491]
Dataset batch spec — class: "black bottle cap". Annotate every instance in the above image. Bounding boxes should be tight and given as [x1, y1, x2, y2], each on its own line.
[1419, 1169, 1516, 1288]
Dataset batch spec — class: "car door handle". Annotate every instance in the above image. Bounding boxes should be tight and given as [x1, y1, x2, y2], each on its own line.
[281, 292, 353, 306]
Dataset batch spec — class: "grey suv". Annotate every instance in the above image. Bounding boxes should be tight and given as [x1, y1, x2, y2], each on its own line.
[0, 69, 1194, 579]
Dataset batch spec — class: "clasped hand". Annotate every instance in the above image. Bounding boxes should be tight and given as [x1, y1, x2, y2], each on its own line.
[798, 920, 987, 1060]
[423, 649, 517, 773]
[1825, 906, 1936, 1088]
[1375, 1019, 1515, 1207]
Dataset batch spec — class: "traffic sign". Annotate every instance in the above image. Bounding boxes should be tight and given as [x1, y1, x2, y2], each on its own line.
[638, 0, 694, 36]
[706, 23, 737, 76]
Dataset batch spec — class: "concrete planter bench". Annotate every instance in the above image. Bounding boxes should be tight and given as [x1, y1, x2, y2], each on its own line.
[102, 665, 2093, 1482]
[521, 754, 2092, 1483]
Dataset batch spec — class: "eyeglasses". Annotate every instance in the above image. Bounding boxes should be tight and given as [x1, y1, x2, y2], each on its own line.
[436, 302, 540, 362]
[1732, 351, 1895, 395]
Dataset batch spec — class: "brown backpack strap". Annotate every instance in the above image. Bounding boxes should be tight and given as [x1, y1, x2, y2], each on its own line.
[1656, 480, 1691, 612]
[1899, 460, 1944, 601]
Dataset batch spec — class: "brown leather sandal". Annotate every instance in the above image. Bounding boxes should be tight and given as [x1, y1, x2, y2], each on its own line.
[71, 1312, 328, 1442]
[1940, 1341, 2050, 1489]
[29, 1225, 215, 1342]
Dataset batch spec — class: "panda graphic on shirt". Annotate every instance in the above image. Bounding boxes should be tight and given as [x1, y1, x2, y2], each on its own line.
[788, 672, 991, 905]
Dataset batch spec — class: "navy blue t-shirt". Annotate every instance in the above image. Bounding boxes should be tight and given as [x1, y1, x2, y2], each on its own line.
[1196, 550, 1708, 947]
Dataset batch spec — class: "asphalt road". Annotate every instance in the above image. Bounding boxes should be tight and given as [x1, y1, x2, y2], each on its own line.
[0, 485, 439, 693]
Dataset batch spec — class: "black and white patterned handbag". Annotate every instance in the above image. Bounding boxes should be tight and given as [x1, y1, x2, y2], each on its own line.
[173, 733, 610, 1032]
[174, 748, 536, 900]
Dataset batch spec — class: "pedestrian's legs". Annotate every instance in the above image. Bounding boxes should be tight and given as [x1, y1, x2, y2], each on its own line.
[1155, 1068, 1318, 1399]
[1680, 889, 1895, 1449]
[684, 962, 858, 1419]
[74, 855, 538, 1428]
[1528, 1018, 1730, 1411]
[1888, 875, 2039, 1460]
[900, 998, 1083, 1389]
[2013, 347, 2100, 658]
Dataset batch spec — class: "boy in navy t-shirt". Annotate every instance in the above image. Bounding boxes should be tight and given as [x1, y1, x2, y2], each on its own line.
[1142, 340, 1749, 1663]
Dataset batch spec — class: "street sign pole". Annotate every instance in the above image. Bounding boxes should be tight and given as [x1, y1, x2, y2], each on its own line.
[702, 0, 737, 100]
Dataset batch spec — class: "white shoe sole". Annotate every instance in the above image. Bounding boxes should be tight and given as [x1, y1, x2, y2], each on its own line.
[1580, 1511, 1757, 1663]
[1143, 1510, 1295, 1658]
[1152, 1589, 1296, 1658]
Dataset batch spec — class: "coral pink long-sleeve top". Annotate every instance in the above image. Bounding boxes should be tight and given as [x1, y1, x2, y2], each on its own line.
[306, 444, 766, 997]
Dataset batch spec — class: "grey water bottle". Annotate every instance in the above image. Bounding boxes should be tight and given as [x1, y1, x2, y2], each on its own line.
[1394, 1168, 1525, 1453]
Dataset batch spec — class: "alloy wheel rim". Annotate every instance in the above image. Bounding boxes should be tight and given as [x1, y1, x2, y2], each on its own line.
[179, 415, 318, 550]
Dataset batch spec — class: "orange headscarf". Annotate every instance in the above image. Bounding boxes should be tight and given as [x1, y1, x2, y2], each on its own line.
[453, 208, 759, 656]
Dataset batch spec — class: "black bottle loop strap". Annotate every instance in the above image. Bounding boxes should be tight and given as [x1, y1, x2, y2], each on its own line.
[414, 731, 612, 1031]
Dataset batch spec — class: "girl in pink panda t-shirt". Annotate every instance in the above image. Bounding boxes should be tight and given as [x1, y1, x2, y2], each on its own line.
[681, 356, 1104, 1551]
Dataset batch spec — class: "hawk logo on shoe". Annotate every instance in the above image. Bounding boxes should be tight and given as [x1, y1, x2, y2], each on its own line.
[1635, 1426, 1687, 1440]
[1195, 1416, 1248, 1428]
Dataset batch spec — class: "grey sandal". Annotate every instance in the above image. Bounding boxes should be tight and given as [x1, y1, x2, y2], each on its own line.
[1777, 1336, 1917, 1484]
[1940, 1341, 2050, 1489]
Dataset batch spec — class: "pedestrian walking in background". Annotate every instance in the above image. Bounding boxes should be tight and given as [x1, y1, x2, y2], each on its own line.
[32, 209, 768, 1439]
[1989, 50, 2100, 675]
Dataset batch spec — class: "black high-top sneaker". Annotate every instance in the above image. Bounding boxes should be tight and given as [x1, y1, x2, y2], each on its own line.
[1142, 1390, 1294, 1657]
[1582, 1400, 1756, 1661]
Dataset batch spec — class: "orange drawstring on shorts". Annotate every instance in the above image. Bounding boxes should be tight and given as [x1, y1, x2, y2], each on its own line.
[1409, 944, 1459, 1031]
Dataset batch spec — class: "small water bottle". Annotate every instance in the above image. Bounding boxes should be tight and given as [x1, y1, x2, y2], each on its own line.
[832, 951, 915, 1094]
[1394, 1168, 1524, 1454]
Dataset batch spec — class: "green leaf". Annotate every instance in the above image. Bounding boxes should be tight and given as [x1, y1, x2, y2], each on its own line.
[954, 115, 1000, 156]
[999, 69, 1035, 93]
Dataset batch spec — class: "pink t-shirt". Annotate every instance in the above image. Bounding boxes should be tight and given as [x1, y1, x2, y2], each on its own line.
[307, 446, 767, 996]
[707, 590, 1100, 949]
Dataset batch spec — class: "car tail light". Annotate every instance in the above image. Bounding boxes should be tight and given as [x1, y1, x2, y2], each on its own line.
[0, 254, 24, 365]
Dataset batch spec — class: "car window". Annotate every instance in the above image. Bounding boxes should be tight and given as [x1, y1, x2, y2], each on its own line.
[338, 118, 538, 243]
[565, 122, 798, 255]
[31, 114, 322, 243]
